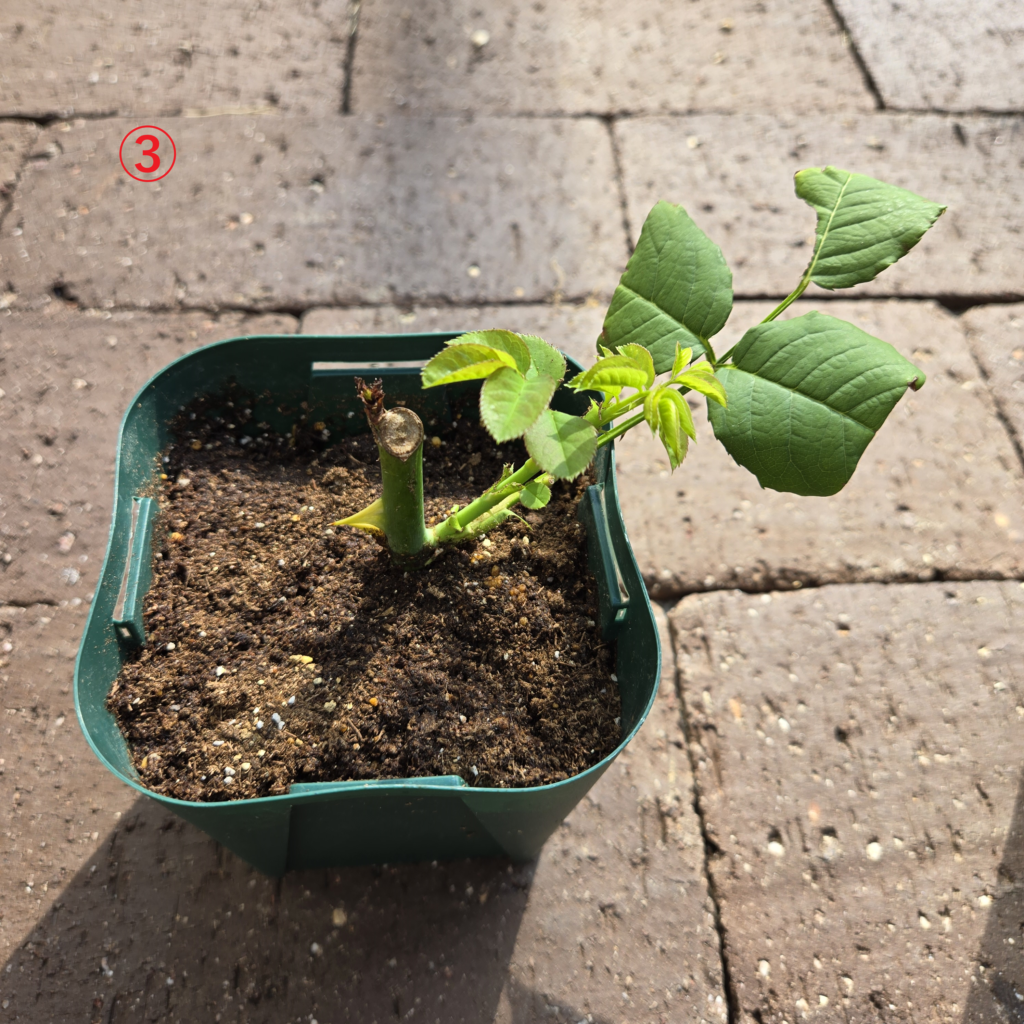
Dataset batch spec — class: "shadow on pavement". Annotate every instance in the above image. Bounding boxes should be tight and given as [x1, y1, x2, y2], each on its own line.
[965, 765, 1024, 1024]
[0, 795, 537, 1024]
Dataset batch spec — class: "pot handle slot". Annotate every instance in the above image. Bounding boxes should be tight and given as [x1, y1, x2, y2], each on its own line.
[579, 484, 630, 639]
[112, 497, 157, 647]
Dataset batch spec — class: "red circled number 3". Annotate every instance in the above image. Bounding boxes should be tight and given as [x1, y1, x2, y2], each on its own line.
[134, 134, 161, 174]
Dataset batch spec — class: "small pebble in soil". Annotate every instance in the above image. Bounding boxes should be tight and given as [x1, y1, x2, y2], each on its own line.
[271, 713, 284, 730]
[332, 907, 348, 927]
[287, 696, 296, 706]
[215, 666, 227, 677]
[470, 765, 479, 777]
[224, 766, 235, 776]
[242, 762, 251, 771]
[459, 715, 467, 723]
[256, 720, 264, 730]
[212, 740, 224, 747]
[311, 942, 323, 957]
[324, 701, 337, 712]
[224, 776, 235, 785]
[610, 673, 618, 683]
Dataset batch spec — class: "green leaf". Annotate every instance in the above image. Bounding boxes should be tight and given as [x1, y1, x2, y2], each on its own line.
[524, 410, 599, 480]
[675, 366, 727, 407]
[796, 167, 946, 290]
[479, 367, 559, 443]
[570, 354, 651, 397]
[520, 334, 566, 383]
[520, 479, 552, 509]
[422, 344, 519, 387]
[601, 200, 733, 373]
[708, 311, 925, 496]
[651, 388, 695, 470]
[670, 344, 694, 378]
[617, 343, 656, 387]
[446, 330, 531, 374]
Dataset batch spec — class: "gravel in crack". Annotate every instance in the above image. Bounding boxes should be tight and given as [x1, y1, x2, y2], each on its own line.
[109, 389, 621, 801]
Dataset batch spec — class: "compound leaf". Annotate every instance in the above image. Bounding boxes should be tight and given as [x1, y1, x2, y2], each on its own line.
[422, 343, 519, 387]
[524, 410, 599, 480]
[480, 367, 558, 443]
[796, 167, 946, 290]
[520, 334, 567, 383]
[708, 311, 925, 496]
[601, 201, 733, 373]
[520, 479, 552, 509]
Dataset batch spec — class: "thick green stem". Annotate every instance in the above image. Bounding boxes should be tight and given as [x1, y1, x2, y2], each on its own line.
[378, 439, 429, 560]
[354, 378, 432, 566]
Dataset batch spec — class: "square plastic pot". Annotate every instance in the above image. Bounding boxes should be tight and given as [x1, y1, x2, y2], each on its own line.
[74, 333, 660, 876]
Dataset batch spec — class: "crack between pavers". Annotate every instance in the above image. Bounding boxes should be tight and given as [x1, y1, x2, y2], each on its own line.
[4, 105, 1023, 127]
[0, 598, 59, 608]
[821, 0, 886, 111]
[665, 608, 740, 1024]
[965, 344, 1024, 474]
[646, 569, 1024, 603]
[603, 116, 634, 260]
[340, 0, 361, 116]
[17, 292, 1023, 323]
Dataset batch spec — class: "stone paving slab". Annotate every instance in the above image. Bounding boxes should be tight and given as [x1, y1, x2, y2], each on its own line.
[0, 308, 297, 607]
[0, 0, 350, 119]
[614, 300, 1024, 597]
[0, 115, 625, 311]
[616, 114, 1024, 300]
[302, 301, 606, 368]
[832, 0, 1024, 113]
[962, 302, 1024, 453]
[351, 0, 872, 117]
[0, 592, 725, 1022]
[0, 123, 38, 201]
[669, 579, 1024, 1024]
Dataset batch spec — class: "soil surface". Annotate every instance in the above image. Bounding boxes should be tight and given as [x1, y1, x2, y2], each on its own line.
[109, 387, 621, 800]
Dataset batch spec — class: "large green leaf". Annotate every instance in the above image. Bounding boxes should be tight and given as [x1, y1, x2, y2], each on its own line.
[421, 343, 518, 387]
[447, 330, 531, 374]
[480, 367, 558, 443]
[601, 201, 733, 373]
[796, 167, 946, 290]
[708, 311, 925, 496]
[524, 410, 598, 480]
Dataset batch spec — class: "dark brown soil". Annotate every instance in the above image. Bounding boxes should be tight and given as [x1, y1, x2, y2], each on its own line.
[109, 389, 621, 801]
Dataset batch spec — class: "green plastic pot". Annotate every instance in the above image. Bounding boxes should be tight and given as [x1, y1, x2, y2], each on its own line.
[74, 333, 660, 876]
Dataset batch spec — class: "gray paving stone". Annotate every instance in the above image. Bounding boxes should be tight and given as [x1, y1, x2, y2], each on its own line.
[616, 114, 1024, 299]
[0, 308, 297, 606]
[669, 580, 1024, 1024]
[0, 599, 725, 1022]
[498, 604, 725, 1022]
[0, 115, 625, 310]
[351, 0, 872, 117]
[614, 300, 1024, 597]
[833, 0, 1024, 113]
[962, 302, 1024, 455]
[0, 122, 38, 200]
[302, 302, 606, 368]
[0, 0, 350, 119]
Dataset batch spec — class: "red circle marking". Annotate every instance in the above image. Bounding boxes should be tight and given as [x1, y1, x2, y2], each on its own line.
[119, 125, 177, 182]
